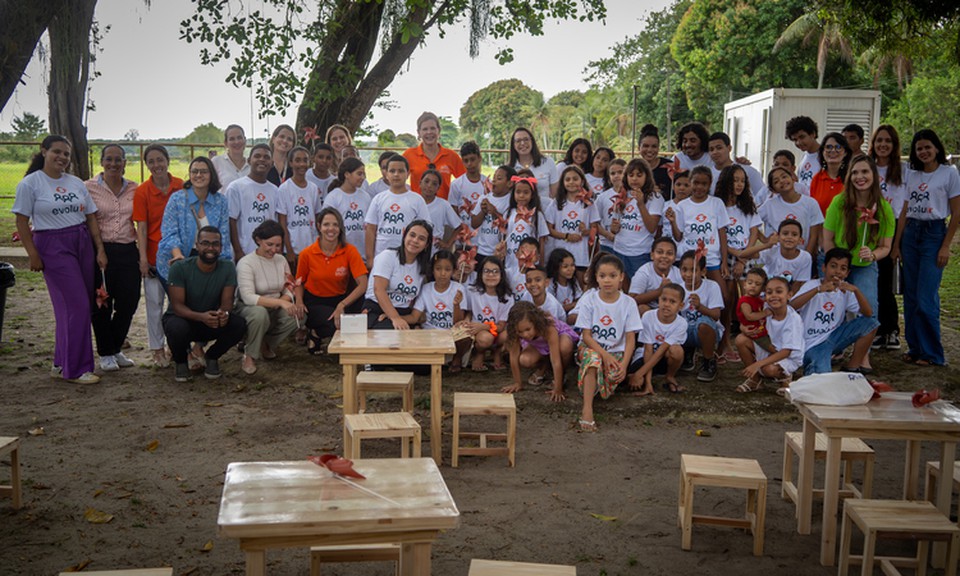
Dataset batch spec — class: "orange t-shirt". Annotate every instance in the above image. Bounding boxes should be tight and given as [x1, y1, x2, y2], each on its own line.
[296, 241, 368, 297]
[809, 170, 844, 216]
[132, 174, 185, 265]
[403, 144, 465, 200]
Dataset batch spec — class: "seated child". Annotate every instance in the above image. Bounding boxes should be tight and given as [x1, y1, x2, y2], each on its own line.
[573, 254, 641, 432]
[734, 276, 805, 394]
[503, 301, 578, 402]
[520, 265, 567, 322]
[546, 247, 582, 317]
[628, 282, 688, 395]
[414, 250, 468, 372]
[462, 256, 513, 371]
[790, 248, 879, 375]
[679, 250, 724, 383]
[629, 236, 683, 314]
[507, 236, 541, 301]
[737, 267, 774, 353]
[739, 218, 811, 292]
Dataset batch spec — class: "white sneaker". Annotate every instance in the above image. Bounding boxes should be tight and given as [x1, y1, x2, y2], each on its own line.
[68, 372, 101, 384]
[50, 365, 62, 379]
[100, 355, 120, 372]
[114, 352, 135, 367]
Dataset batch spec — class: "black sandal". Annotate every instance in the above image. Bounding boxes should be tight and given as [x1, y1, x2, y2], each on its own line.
[306, 330, 324, 355]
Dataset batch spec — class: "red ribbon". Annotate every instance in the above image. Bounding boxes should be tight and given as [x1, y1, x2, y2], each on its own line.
[511, 175, 538, 188]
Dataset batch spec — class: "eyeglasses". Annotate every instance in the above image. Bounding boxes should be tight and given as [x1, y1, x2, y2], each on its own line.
[514, 137, 532, 144]
[198, 240, 221, 247]
[823, 144, 844, 152]
[482, 269, 501, 275]
[190, 169, 210, 176]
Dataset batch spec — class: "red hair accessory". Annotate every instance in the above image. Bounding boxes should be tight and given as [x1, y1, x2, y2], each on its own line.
[511, 175, 538, 188]
[483, 321, 498, 338]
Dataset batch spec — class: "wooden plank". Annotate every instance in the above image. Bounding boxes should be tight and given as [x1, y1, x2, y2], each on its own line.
[469, 559, 577, 575]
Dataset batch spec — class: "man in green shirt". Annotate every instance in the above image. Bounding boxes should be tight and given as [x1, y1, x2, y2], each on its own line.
[163, 226, 246, 382]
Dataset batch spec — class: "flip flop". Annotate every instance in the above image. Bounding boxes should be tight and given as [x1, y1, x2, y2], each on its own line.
[471, 365, 489, 373]
[577, 419, 598, 433]
[735, 378, 762, 393]
[667, 381, 686, 394]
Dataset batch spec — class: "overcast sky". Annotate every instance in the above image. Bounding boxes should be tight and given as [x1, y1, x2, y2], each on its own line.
[0, 0, 672, 141]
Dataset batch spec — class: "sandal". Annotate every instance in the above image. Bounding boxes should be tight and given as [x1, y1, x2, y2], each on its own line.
[306, 330, 324, 356]
[723, 350, 741, 363]
[735, 378, 762, 393]
[578, 419, 598, 433]
[667, 381, 686, 394]
[527, 373, 546, 387]
[775, 386, 790, 397]
[471, 364, 489, 373]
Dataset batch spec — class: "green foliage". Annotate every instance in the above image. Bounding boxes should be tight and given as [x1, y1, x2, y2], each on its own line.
[11, 113, 46, 141]
[181, 122, 223, 144]
[438, 116, 460, 149]
[459, 79, 541, 149]
[885, 66, 960, 153]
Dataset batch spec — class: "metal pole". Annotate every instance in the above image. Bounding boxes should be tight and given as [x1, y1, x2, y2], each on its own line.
[665, 75, 672, 144]
[632, 84, 638, 158]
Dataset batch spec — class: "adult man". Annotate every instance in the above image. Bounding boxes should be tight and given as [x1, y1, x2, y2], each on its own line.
[707, 132, 768, 206]
[227, 144, 278, 260]
[163, 226, 246, 382]
[842, 123, 865, 153]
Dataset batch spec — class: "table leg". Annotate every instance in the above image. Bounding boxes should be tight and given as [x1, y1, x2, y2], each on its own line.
[245, 549, 266, 576]
[430, 363, 442, 465]
[820, 435, 843, 566]
[343, 363, 358, 415]
[797, 417, 816, 534]
[903, 440, 921, 500]
[932, 441, 957, 569]
[400, 542, 432, 576]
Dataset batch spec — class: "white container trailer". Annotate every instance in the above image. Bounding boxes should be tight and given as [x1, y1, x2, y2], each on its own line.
[722, 88, 882, 179]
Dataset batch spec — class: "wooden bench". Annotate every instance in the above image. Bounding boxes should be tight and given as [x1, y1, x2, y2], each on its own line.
[678, 454, 767, 556]
[0, 436, 22, 509]
[469, 559, 576, 575]
[452, 392, 516, 468]
[356, 371, 414, 414]
[839, 499, 960, 576]
[309, 543, 400, 575]
[58, 570, 173, 576]
[782, 431, 875, 514]
[343, 412, 421, 459]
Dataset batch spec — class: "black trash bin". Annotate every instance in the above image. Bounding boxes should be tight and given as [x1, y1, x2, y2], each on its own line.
[0, 262, 15, 343]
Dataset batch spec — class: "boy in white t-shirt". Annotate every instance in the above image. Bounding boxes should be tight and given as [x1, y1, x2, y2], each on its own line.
[448, 141, 489, 228]
[420, 169, 462, 255]
[629, 237, 683, 314]
[735, 275, 805, 395]
[227, 144, 279, 259]
[366, 152, 395, 198]
[520, 265, 567, 322]
[785, 116, 821, 193]
[363, 155, 429, 263]
[740, 219, 812, 292]
[304, 144, 336, 198]
[627, 283, 688, 395]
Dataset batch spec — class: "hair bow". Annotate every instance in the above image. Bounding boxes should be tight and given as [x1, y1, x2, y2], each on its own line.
[511, 175, 538, 188]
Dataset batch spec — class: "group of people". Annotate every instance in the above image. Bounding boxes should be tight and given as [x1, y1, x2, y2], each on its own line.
[12, 112, 958, 433]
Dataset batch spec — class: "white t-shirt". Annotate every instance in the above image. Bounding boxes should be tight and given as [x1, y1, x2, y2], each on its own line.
[661, 199, 684, 246]
[321, 187, 371, 258]
[725, 205, 762, 252]
[448, 174, 488, 227]
[364, 190, 430, 254]
[514, 157, 558, 201]
[12, 171, 97, 230]
[628, 262, 684, 308]
[673, 152, 711, 170]
[677, 196, 730, 267]
[574, 290, 642, 353]
[212, 154, 250, 189]
[521, 291, 567, 322]
[471, 193, 512, 256]
[792, 279, 861, 349]
[227, 177, 279, 255]
[758, 194, 823, 247]
[681, 278, 724, 333]
[760, 246, 812, 284]
[614, 195, 664, 256]
[503, 208, 548, 270]
[366, 179, 390, 198]
[506, 268, 527, 302]
[797, 151, 821, 193]
[276, 179, 321, 253]
[305, 169, 335, 198]
[904, 164, 960, 221]
[766, 306, 806, 367]
[594, 188, 618, 249]
[425, 197, 462, 254]
[364, 249, 423, 309]
[877, 163, 909, 219]
[585, 173, 606, 197]
[551, 281, 579, 309]
[465, 289, 514, 323]
[634, 309, 688, 362]
[414, 281, 465, 329]
[545, 198, 600, 267]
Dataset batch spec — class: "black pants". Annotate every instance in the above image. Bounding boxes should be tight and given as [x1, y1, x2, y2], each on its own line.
[162, 313, 247, 364]
[876, 253, 900, 336]
[92, 242, 142, 356]
[362, 299, 413, 329]
[303, 291, 362, 340]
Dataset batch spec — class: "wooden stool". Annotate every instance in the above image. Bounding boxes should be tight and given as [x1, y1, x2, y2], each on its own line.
[0, 436, 22, 510]
[356, 371, 414, 414]
[310, 544, 400, 576]
[469, 559, 576, 575]
[452, 392, 516, 468]
[839, 499, 960, 576]
[58, 570, 173, 576]
[678, 454, 767, 556]
[343, 412, 421, 459]
[782, 431, 875, 513]
[924, 461, 960, 523]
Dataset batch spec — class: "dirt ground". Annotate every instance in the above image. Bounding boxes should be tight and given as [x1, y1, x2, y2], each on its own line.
[1, 270, 960, 576]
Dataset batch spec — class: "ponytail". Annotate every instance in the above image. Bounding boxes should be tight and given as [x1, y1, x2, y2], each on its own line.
[25, 135, 70, 176]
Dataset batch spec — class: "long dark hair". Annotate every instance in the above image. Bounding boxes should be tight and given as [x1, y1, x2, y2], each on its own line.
[546, 248, 580, 301]
[329, 157, 365, 191]
[715, 165, 756, 215]
[506, 301, 550, 345]
[184, 156, 222, 194]
[428, 250, 457, 283]
[25, 135, 70, 176]
[508, 170, 542, 214]
[869, 124, 903, 187]
[562, 138, 593, 174]
[508, 127, 544, 168]
[396, 219, 434, 276]
[624, 157, 656, 203]
[556, 165, 588, 211]
[841, 155, 884, 250]
[675, 122, 709, 155]
[472, 256, 512, 303]
[909, 129, 948, 170]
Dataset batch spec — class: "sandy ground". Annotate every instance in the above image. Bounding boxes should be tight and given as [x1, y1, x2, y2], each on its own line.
[1, 270, 959, 575]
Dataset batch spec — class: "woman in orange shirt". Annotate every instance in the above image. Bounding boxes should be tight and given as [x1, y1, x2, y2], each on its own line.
[809, 132, 853, 216]
[403, 111, 465, 200]
[294, 207, 368, 354]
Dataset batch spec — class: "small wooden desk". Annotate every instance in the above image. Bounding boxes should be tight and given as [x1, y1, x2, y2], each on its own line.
[328, 330, 455, 465]
[217, 459, 460, 576]
[793, 392, 960, 566]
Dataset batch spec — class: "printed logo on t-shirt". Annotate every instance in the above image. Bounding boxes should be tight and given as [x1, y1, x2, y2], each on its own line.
[689, 214, 713, 235]
[335, 266, 348, 278]
[54, 186, 77, 203]
[434, 302, 447, 311]
[253, 192, 270, 213]
[592, 315, 618, 341]
[800, 162, 814, 182]
[403, 275, 414, 284]
[727, 216, 744, 237]
[482, 305, 492, 316]
[786, 213, 798, 220]
[390, 203, 401, 212]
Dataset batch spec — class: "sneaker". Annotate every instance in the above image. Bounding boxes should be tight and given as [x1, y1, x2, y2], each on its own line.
[114, 352, 135, 368]
[99, 355, 120, 372]
[885, 333, 901, 350]
[697, 358, 717, 382]
[67, 372, 100, 384]
[871, 335, 885, 351]
[204, 358, 222, 380]
[50, 365, 62, 379]
[174, 363, 192, 383]
[680, 350, 696, 372]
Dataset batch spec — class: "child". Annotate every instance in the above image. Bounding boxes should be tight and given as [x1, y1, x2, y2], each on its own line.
[613, 157, 664, 284]
[364, 154, 430, 263]
[785, 116, 821, 193]
[546, 165, 599, 283]
[276, 146, 322, 269]
[574, 254, 640, 432]
[420, 169, 461, 254]
[661, 169, 690, 248]
[708, 132, 768, 206]
[305, 143, 336, 197]
[737, 268, 774, 353]
[735, 276, 805, 394]
[772, 150, 797, 175]
[594, 158, 626, 255]
[521, 265, 567, 322]
[471, 165, 516, 261]
[546, 248, 581, 315]
[557, 138, 593, 174]
[501, 170, 548, 270]
[740, 219, 812, 292]
[414, 250, 469, 372]
[503, 301, 578, 401]
[676, 166, 730, 286]
[448, 141, 488, 228]
[628, 236, 683, 313]
[587, 147, 614, 197]
[508, 236, 541, 301]
[628, 282, 688, 395]
[790, 248, 879, 375]
[367, 151, 395, 197]
[323, 157, 371, 260]
[463, 256, 514, 371]
[679, 250, 724, 382]
[759, 166, 823, 261]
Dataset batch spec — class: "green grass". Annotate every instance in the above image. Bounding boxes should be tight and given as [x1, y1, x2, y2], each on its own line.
[940, 239, 960, 331]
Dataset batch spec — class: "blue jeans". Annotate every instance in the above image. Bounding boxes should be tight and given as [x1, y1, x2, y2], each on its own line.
[901, 219, 947, 364]
[685, 315, 720, 349]
[846, 262, 878, 318]
[802, 315, 880, 375]
[616, 252, 651, 283]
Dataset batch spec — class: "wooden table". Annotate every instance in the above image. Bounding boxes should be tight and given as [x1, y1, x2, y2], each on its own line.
[328, 330, 455, 465]
[217, 459, 459, 576]
[794, 392, 960, 566]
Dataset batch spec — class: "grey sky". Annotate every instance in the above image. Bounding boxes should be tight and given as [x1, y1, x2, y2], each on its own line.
[0, 0, 671, 141]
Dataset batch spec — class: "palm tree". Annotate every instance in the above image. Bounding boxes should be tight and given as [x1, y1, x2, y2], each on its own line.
[523, 92, 553, 151]
[774, 10, 853, 89]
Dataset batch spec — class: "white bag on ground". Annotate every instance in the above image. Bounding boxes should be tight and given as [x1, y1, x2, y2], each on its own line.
[788, 372, 874, 406]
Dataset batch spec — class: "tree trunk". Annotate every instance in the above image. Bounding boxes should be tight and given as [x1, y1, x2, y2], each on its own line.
[48, 0, 96, 180]
[0, 0, 67, 114]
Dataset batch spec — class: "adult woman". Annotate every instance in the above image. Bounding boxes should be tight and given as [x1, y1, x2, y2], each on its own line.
[361, 219, 432, 329]
[894, 129, 960, 366]
[403, 111, 465, 200]
[211, 124, 250, 188]
[809, 132, 853, 216]
[13, 136, 107, 384]
[85, 144, 140, 372]
[638, 124, 673, 200]
[294, 207, 368, 352]
[509, 127, 558, 200]
[326, 123, 353, 166]
[673, 122, 711, 170]
[235, 220, 301, 374]
[134, 144, 184, 367]
[266, 124, 296, 186]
